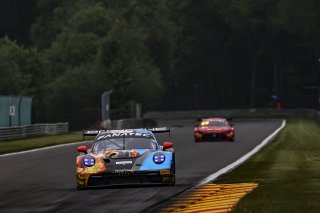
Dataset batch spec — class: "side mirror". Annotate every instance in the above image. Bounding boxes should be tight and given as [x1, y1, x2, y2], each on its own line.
[77, 146, 87, 154]
[163, 142, 173, 150]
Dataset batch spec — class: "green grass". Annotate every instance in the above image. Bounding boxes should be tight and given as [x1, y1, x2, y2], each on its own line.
[215, 119, 320, 212]
[0, 133, 84, 154]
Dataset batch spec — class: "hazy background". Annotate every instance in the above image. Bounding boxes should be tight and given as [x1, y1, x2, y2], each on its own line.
[1, 0, 319, 129]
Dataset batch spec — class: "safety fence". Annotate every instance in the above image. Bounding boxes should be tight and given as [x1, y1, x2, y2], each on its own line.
[144, 108, 320, 122]
[0, 123, 68, 141]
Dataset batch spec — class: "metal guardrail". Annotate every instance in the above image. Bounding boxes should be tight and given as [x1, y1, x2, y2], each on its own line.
[99, 108, 320, 130]
[144, 108, 320, 121]
[0, 123, 69, 141]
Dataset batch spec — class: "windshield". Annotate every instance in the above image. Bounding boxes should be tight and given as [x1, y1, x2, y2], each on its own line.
[92, 136, 157, 154]
[200, 120, 228, 127]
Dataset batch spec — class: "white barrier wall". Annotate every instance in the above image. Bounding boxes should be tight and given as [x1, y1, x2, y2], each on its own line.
[0, 123, 68, 141]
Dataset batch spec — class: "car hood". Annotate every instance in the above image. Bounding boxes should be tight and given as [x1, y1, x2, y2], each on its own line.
[89, 149, 150, 159]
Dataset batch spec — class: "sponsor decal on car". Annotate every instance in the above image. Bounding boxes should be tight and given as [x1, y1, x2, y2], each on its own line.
[97, 132, 152, 140]
[116, 161, 133, 165]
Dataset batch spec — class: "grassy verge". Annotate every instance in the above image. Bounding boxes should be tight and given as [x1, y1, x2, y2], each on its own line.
[215, 119, 320, 212]
[0, 133, 83, 155]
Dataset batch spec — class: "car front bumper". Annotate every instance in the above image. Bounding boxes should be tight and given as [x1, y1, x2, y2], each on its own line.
[195, 132, 234, 141]
[77, 169, 174, 188]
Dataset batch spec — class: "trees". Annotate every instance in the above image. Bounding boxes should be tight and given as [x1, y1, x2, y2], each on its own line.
[210, 0, 281, 108]
[0, 37, 46, 121]
[0, 37, 43, 96]
[1, 0, 320, 128]
[275, 0, 320, 107]
[30, 0, 170, 127]
[164, 0, 319, 109]
[0, 37, 31, 95]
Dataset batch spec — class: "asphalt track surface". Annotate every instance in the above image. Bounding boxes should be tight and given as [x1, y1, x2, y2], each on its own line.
[0, 119, 283, 213]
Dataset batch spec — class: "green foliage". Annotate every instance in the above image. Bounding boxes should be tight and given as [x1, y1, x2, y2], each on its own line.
[35, 0, 170, 126]
[45, 64, 101, 129]
[31, 0, 88, 48]
[0, 37, 43, 95]
[0, 38, 30, 94]
[276, 0, 320, 45]
[68, 4, 112, 36]
[44, 31, 99, 78]
[1, 0, 320, 128]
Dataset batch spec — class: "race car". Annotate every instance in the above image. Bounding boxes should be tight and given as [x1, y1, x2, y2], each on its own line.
[194, 118, 235, 142]
[76, 127, 175, 189]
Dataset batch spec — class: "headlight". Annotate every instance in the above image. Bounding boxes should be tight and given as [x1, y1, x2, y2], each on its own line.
[83, 156, 95, 167]
[226, 130, 231, 134]
[153, 152, 166, 164]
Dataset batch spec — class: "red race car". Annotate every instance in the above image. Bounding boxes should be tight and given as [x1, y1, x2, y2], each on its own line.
[194, 118, 235, 142]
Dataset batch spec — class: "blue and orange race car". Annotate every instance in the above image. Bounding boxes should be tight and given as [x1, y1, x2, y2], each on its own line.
[194, 118, 235, 142]
[76, 128, 175, 189]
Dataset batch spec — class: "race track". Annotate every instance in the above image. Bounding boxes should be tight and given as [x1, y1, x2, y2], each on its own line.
[0, 119, 283, 213]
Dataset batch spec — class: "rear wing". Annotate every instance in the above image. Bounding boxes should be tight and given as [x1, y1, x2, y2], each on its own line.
[196, 118, 233, 122]
[82, 127, 171, 140]
[149, 127, 171, 137]
[82, 130, 106, 140]
[83, 130, 105, 136]
[149, 127, 170, 133]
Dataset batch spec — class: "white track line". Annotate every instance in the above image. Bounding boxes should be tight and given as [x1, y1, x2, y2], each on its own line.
[195, 119, 286, 187]
[0, 140, 90, 158]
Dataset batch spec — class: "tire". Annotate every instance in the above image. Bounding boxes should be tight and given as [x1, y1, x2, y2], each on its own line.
[168, 156, 176, 185]
[76, 186, 86, 190]
[167, 174, 176, 186]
